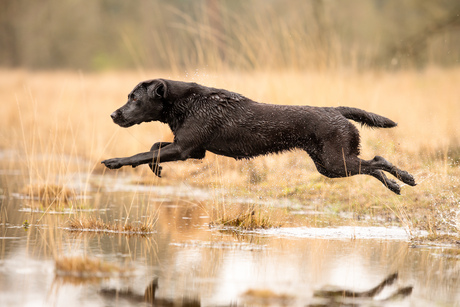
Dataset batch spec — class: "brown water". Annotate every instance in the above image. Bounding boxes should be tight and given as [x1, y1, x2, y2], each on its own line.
[1, 163, 459, 306]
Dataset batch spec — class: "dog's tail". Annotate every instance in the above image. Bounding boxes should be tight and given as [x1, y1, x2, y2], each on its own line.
[336, 106, 397, 128]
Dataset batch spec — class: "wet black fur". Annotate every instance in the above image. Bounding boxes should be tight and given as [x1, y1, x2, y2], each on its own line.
[102, 79, 416, 194]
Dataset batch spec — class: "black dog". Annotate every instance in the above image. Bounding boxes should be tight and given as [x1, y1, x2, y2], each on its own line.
[102, 79, 416, 194]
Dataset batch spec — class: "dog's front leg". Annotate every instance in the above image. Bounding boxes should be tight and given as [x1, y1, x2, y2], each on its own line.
[101, 152, 153, 170]
[102, 143, 198, 170]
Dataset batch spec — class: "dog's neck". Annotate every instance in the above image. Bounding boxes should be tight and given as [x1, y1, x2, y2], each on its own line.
[161, 99, 188, 133]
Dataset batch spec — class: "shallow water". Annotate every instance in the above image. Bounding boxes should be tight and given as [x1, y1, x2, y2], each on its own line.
[1, 165, 459, 306]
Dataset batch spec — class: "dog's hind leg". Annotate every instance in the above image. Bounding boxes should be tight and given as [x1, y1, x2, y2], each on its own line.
[361, 156, 416, 186]
[310, 147, 409, 194]
[304, 125, 414, 194]
[345, 156, 416, 194]
[367, 169, 401, 195]
[311, 154, 403, 194]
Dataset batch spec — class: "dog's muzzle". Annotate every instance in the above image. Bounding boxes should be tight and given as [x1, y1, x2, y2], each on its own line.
[110, 110, 121, 121]
[110, 110, 134, 127]
[110, 110, 126, 126]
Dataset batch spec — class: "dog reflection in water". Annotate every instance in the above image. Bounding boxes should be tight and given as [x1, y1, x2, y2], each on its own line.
[309, 272, 413, 306]
[99, 277, 200, 306]
[99, 273, 412, 306]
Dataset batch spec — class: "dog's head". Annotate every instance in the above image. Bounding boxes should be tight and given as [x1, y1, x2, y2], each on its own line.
[110, 79, 169, 127]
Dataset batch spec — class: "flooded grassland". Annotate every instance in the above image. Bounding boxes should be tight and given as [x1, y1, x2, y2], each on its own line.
[1, 160, 460, 307]
[1, 69, 460, 306]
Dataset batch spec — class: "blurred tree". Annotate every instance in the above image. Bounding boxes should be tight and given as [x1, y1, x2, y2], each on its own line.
[384, 9, 460, 68]
[0, 1, 20, 67]
[0, 0, 459, 70]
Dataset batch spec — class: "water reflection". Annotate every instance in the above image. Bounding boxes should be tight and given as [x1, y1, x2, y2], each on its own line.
[1, 168, 460, 306]
[309, 272, 413, 306]
[100, 277, 201, 307]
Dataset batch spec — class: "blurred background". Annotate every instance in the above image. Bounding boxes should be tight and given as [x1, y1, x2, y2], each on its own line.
[1, 0, 459, 71]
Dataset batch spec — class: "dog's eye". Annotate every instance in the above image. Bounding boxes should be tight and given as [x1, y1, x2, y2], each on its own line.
[133, 97, 138, 102]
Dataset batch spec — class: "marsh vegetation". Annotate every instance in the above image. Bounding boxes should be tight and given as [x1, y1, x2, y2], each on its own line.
[3, 68, 459, 234]
[1, 1, 460, 305]
[1, 67, 459, 306]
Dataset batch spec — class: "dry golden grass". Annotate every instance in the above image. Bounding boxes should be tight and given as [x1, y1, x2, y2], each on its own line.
[4, 68, 459, 160]
[209, 204, 284, 230]
[22, 183, 74, 204]
[412, 234, 460, 246]
[67, 216, 155, 234]
[2, 68, 460, 235]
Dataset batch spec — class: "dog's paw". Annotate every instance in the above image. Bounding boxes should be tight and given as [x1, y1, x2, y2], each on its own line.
[386, 178, 401, 195]
[149, 163, 162, 177]
[399, 171, 417, 186]
[101, 158, 123, 169]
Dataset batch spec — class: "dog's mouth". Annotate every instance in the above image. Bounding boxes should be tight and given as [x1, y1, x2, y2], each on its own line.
[117, 121, 135, 128]
[118, 119, 137, 128]
[111, 109, 140, 128]
[112, 116, 136, 128]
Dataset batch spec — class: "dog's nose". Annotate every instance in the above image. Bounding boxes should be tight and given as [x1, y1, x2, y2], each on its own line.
[110, 111, 118, 120]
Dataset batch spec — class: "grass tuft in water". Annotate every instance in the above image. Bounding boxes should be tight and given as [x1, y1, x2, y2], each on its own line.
[412, 234, 460, 246]
[68, 216, 155, 234]
[210, 205, 282, 230]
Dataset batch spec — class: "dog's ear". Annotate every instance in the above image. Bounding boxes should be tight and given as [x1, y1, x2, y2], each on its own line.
[144, 79, 193, 103]
[143, 79, 168, 101]
[152, 80, 167, 99]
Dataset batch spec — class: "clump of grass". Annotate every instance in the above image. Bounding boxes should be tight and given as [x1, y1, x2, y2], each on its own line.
[412, 234, 460, 246]
[67, 216, 155, 234]
[440, 249, 460, 258]
[22, 184, 74, 204]
[210, 205, 282, 230]
[20, 184, 92, 212]
[55, 255, 131, 279]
